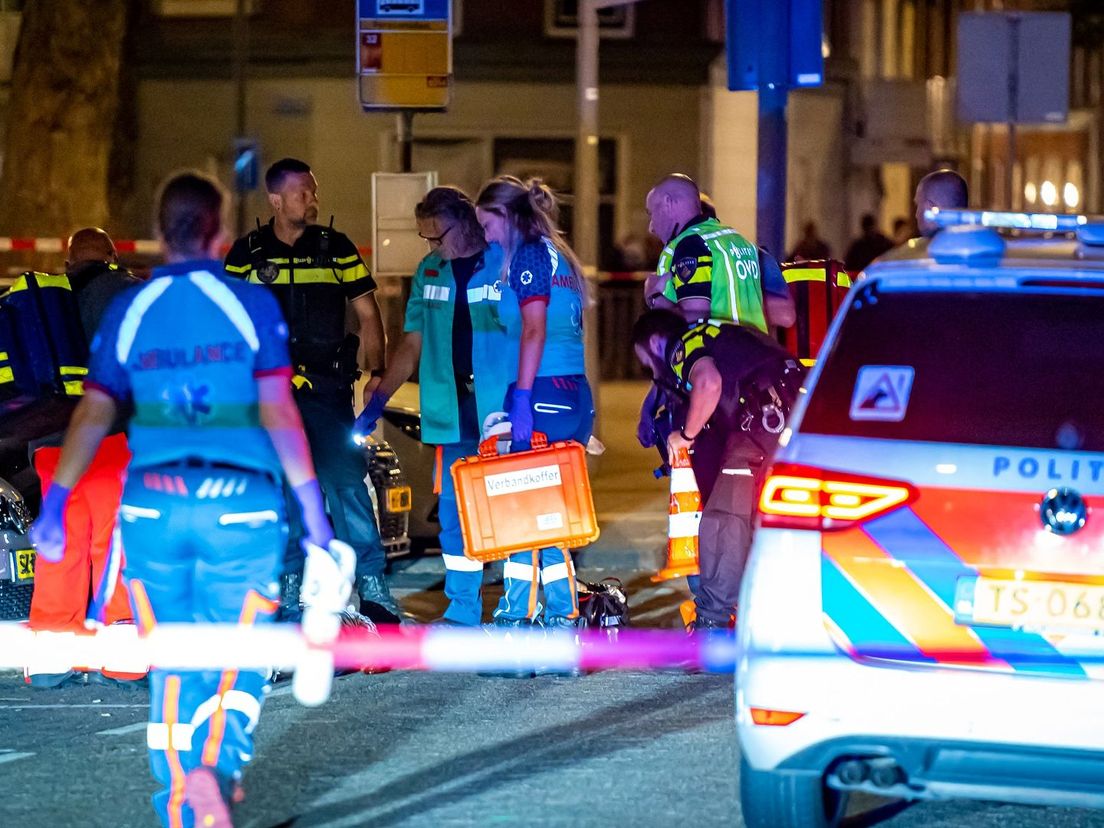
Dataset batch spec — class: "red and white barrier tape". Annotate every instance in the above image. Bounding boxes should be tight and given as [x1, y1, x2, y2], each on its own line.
[2, 623, 737, 675]
[0, 238, 372, 257]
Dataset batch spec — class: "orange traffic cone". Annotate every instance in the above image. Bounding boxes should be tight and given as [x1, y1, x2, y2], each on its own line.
[652, 447, 701, 582]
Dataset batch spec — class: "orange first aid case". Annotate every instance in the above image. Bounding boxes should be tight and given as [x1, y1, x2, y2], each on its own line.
[451, 433, 600, 562]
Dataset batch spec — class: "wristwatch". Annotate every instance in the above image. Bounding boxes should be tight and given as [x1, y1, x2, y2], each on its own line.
[680, 427, 698, 442]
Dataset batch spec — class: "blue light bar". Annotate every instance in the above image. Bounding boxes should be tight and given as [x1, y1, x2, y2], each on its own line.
[926, 208, 1088, 232]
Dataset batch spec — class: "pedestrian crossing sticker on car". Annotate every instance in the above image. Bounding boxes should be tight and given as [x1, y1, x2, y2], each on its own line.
[849, 365, 914, 422]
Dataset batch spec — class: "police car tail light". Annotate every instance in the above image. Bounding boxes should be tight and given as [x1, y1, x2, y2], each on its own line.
[759, 464, 917, 531]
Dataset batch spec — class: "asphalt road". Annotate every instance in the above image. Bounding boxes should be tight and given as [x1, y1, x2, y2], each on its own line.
[2, 383, 1103, 827]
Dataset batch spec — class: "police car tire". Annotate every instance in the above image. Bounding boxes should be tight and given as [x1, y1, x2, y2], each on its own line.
[738, 756, 845, 828]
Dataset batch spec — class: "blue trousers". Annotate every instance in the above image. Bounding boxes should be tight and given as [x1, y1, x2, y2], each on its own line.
[120, 463, 284, 828]
[289, 380, 385, 577]
[495, 375, 594, 622]
[435, 391, 485, 625]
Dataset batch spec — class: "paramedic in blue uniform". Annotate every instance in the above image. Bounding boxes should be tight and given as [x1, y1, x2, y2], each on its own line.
[633, 309, 802, 630]
[224, 157, 401, 623]
[30, 171, 336, 828]
[475, 176, 594, 631]
[356, 186, 510, 626]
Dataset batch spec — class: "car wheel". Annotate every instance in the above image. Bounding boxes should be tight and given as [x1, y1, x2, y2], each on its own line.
[739, 755, 847, 828]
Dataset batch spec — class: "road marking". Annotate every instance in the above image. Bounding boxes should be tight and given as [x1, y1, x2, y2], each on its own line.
[97, 721, 146, 736]
[0, 704, 147, 709]
[97, 683, 296, 736]
[0, 749, 34, 765]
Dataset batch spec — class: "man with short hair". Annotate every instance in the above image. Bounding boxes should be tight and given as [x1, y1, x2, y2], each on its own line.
[24, 227, 139, 687]
[224, 158, 401, 622]
[915, 168, 969, 237]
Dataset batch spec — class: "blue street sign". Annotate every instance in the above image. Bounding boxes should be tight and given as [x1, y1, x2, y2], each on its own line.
[233, 139, 259, 192]
[358, 0, 449, 20]
[726, 0, 824, 91]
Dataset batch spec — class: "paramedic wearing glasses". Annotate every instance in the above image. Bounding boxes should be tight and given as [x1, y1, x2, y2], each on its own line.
[356, 187, 510, 626]
[475, 176, 594, 633]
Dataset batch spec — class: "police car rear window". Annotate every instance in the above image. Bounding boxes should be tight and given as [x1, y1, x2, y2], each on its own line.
[801, 288, 1104, 450]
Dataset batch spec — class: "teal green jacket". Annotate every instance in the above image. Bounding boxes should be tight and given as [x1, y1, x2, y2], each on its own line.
[404, 243, 511, 445]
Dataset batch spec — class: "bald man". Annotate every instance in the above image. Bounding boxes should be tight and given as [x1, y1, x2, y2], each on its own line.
[25, 228, 139, 687]
[915, 169, 968, 238]
[65, 227, 139, 340]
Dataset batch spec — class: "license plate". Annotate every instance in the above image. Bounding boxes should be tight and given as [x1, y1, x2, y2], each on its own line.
[957, 575, 1104, 633]
[14, 549, 35, 581]
[386, 486, 412, 512]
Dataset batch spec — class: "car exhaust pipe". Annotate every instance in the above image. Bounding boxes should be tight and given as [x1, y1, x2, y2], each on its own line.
[835, 759, 868, 786]
[866, 757, 904, 788]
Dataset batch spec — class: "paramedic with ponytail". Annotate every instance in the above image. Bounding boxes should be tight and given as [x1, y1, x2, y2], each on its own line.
[475, 176, 594, 634]
[30, 171, 341, 828]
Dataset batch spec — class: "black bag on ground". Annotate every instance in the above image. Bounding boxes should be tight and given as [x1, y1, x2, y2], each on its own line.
[578, 578, 629, 633]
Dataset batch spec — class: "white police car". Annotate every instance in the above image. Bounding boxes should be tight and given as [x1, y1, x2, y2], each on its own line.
[737, 210, 1104, 826]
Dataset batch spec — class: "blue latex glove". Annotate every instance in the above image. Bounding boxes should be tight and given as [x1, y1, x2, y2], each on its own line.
[352, 392, 388, 446]
[30, 483, 71, 564]
[294, 479, 335, 551]
[508, 388, 534, 446]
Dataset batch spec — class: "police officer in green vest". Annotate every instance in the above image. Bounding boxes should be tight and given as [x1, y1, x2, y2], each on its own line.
[354, 186, 511, 626]
[643, 174, 795, 328]
[224, 158, 401, 622]
[638, 174, 795, 450]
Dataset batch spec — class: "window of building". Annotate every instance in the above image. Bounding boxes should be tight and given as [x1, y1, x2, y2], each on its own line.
[544, 0, 636, 40]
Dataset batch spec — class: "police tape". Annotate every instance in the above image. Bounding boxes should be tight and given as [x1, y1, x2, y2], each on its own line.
[0, 238, 372, 257]
[1, 622, 738, 674]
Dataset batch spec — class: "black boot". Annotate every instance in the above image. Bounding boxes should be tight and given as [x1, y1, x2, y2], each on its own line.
[356, 574, 405, 624]
[478, 617, 536, 678]
[536, 616, 583, 678]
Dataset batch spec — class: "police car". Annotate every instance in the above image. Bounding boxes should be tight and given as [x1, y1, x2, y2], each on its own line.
[737, 210, 1104, 826]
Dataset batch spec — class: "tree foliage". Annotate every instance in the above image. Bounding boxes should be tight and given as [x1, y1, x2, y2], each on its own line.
[0, 0, 129, 239]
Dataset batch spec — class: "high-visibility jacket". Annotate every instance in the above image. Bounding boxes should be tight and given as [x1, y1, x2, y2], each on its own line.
[224, 220, 376, 375]
[659, 216, 768, 333]
[0, 271, 88, 403]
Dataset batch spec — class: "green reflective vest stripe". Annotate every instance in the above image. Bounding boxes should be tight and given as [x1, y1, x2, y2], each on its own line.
[659, 219, 767, 333]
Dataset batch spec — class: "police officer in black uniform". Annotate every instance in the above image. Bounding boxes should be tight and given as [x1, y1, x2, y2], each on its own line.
[633, 309, 803, 630]
[224, 157, 402, 621]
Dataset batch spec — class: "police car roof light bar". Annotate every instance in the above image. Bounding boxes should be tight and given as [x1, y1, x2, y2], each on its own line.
[926, 208, 1089, 232]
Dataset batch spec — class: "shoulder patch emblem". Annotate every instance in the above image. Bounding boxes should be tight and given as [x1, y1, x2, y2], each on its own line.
[674, 256, 698, 283]
[258, 261, 280, 284]
[520, 269, 533, 286]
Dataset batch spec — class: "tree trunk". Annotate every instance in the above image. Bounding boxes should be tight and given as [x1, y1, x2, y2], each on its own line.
[0, 0, 128, 240]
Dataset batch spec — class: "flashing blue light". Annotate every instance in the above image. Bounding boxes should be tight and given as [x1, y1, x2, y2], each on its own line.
[927, 208, 1088, 232]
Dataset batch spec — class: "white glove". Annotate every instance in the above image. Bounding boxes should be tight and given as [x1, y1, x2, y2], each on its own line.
[294, 539, 356, 708]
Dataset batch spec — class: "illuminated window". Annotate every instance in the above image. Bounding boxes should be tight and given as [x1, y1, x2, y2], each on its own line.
[544, 0, 636, 39]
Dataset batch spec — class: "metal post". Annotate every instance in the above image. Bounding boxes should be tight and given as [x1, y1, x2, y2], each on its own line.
[574, 0, 600, 272]
[1006, 15, 1019, 210]
[576, 0, 601, 430]
[756, 0, 790, 259]
[397, 111, 414, 173]
[233, 0, 249, 236]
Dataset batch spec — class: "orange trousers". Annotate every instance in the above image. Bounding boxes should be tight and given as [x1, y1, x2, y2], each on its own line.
[29, 433, 132, 632]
